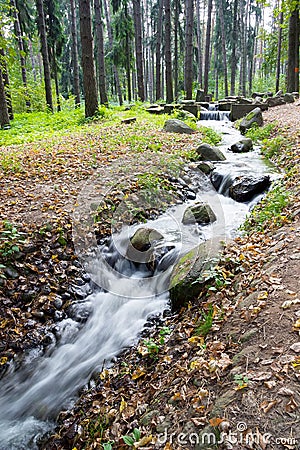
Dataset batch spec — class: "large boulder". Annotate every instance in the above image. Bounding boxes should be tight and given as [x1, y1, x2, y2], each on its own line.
[169, 240, 221, 310]
[210, 171, 233, 195]
[182, 202, 217, 225]
[229, 175, 271, 202]
[283, 93, 295, 103]
[196, 161, 216, 174]
[266, 96, 285, 107]
[196, 143, 226, 161]
[130, 227, 163, 252]
[163, 119, 195, 134]
[239, 107, 263, 134]
[230, 138, 253, 153]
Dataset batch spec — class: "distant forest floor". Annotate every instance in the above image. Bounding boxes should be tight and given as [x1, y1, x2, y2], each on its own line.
[1, 101, 300, 449]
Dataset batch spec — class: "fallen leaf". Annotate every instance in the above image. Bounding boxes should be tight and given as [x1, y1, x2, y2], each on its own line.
[132, 368, 146, 380]
[120, 397, 127, 413]
[209, 417, 225, 427]
[260, 399, 277, 413]
[135, 435, 153, 448]
[290, 342, 300, 353]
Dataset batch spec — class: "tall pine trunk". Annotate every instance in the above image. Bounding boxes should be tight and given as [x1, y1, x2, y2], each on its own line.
[184, 0, 194, 99]
[124, 1, 132, 102]
[103, 0, 123, 105]
[164, 0, 173, 102]
[196, 0, 203, 86]
[133, 0, 145, 101]
[94, 0, 108, 105]
[203, 0, 213, 96]
[287, 7, 299, 92]
[155, 0, 163, 100]
[0, 44, 13, 119]
[174, 0, 179, 99]
[230, 0, 238, 95]
[0, 66, 10, 128]
[70, 0, 81, 107]
[11, 0, 31, 110]
[36, 0, 53, 111]
[219, 0, 228, 97]
[275, 11, 283, 92]
[79, 0, 99, 117]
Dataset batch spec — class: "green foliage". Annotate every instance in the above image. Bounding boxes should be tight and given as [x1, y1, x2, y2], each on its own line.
[122, 428, 141, 446]
[242, 182, 291, 232]
[198, 126, 222, 145]
[234, 374, 249, 388]
[0, 221, 26, 258]
[102, 442, 114, 450]
[159, 326, 171, 344]
[143, 339, 160, 357]
[195, 304, 214, 337]
[261, 136, 286, 159]
[245, 123, 276, 142]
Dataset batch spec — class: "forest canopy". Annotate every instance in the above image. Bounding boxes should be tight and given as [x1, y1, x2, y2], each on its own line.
[0, 0, 299, 124]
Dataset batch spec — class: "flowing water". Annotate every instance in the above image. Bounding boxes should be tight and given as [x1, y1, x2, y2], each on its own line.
[0, 119, 279, 449]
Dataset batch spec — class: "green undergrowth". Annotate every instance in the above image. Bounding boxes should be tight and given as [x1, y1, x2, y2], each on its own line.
[241, 182, 291, 233]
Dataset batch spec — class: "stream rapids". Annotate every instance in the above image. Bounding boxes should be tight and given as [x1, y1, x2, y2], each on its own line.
[0, 119, 279, 449]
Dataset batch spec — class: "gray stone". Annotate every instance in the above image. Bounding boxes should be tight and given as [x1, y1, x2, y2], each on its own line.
[230, 137, 253, 153]
[121, 117, 136, 124]
[239, 107, 263, 134]
[169, 239, 221, 310]
[266, 96, 285, 107]
[146, 106, 164, 114]
[196, 143, 226, 161]
[182, 202, 217, 225]
[130, 227, 163, 252]
[196, 161, 215, 174]
[229, 175, 271, 202]
[163, 119, 195, 134]
[196, 89, 205, 102]
[283, 93, 295, 103]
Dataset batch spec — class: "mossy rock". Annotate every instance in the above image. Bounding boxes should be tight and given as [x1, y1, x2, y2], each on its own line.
[182, 202, 217, 225]
[169, 240, 220, 310]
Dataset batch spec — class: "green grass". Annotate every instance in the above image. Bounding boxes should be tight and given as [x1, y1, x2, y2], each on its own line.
[245, 123, 276, 142]
[242, 182, 291, 232]
[198, 126, 222, 145]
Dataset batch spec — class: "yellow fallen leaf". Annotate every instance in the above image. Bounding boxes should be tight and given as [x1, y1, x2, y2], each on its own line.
[120, 397, 127, 413]
[188, 336, 205, 346]
[134, 435, 152, 448]
[209, 417, 225, 427]
[0, 357, 8, 365]
[132, 368, 146, 380]
[257, 291, 268, 300]
[293, 319, 300, 331]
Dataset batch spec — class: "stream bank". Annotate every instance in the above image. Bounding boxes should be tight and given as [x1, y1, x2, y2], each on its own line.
[42, 103, 300, 449]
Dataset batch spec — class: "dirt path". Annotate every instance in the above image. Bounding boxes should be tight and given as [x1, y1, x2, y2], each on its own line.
[42, 103, 300, 450]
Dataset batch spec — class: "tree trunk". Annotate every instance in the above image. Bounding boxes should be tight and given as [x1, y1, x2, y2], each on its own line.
[132, 0, 145, 101]
[174, 0, 179, 99]
[78, 0, 99, 117]
[184, 0, 194, 99]
[155, 0, 163, 100]
[11, 0, 31, 110]
[196, 0, 203, 86]
[36, 0, 53, 112]
[94, 0, 108, 105]
[219, 0, 228, 97]
[164, 0, 173, 103]
[230, 0, 238, 95]
[0, 45, 13, 119]
[70, 0, 81, 107]
[103, 0, 123, 105]
[124, 1, 132, 102]
[203, 0, 213, 95]
[0, 67, 10, 128]
[51, 48, 61, 111]
[287, 7, 299, 92]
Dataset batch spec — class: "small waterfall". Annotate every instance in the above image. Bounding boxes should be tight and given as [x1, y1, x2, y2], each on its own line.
[200, 110, 231, 121]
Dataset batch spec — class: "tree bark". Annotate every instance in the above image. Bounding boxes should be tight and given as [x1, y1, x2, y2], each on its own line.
[184, 0, 194, 99]
[94, 0, 108, 105]
[132, 0, 145, 101]
[155, 0, 163, 100]
[164, 0, 173, 103]
[203, 0, 213, 96]
[230, 0, 238, 95]
[11, 0, 31, 110]
[0, 45, 13, 119]
[218, 0, 228, 97]
[70, 0, 81, 107]
[174, 0, 179, 99]
[196, 0, 203, 86]
[79, 0, 99, 117]
[124, 1, 132, 102]
[36, 0, 53, 111]
[0, 66, 10, 128]
[287, 7, 299, 92]
[103, 0, 123, 105]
